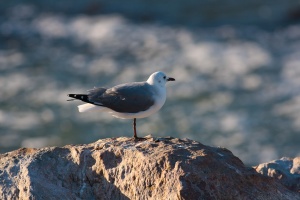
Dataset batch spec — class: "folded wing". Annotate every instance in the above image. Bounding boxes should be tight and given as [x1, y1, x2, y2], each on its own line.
[89, 82, 155, 113]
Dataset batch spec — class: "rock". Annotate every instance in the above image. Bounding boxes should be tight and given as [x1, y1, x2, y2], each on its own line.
[0, 136, 299, 200]
[255, 157, 300, 193]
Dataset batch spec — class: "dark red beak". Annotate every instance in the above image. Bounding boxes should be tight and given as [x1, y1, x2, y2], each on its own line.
[167, 77, 175, 81]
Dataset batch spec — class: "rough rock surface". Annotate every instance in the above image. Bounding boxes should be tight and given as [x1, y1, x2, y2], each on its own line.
[0, 136, 299, 200]
[255, 157, 300, 193]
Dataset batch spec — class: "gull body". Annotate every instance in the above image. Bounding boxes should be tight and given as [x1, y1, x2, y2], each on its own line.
[68, 71, 175, 138]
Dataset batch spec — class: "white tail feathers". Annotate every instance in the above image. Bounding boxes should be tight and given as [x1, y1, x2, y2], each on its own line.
[78, 103, 99, 112]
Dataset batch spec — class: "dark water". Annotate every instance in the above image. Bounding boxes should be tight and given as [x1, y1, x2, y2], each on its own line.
[1, 2, 300, 165]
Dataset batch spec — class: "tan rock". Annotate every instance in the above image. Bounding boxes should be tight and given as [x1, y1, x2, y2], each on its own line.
[255, 157, 300, 193]
[0, 136, 299, 200]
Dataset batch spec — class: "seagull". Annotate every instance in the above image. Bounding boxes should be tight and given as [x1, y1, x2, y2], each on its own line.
[68, 71, 175, 139]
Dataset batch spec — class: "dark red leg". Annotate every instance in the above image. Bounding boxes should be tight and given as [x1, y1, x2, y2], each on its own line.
[132, 118, 146, 141]
[133, 118, 137, 138]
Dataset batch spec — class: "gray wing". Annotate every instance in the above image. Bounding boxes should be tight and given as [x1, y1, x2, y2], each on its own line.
[88, 82, 155, 113]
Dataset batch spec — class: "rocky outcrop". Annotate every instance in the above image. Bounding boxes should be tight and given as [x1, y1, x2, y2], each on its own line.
[0, 136, 299, 200]
[255, 157, 300, 193]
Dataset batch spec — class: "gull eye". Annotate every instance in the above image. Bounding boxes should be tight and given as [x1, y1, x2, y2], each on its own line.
[163, 76, 166, 79]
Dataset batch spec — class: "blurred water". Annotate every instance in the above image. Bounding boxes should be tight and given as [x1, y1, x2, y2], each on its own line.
[1, 3, 300, 165]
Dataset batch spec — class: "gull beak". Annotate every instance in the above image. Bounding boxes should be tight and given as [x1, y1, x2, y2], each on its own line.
[167, 77, 175, 81]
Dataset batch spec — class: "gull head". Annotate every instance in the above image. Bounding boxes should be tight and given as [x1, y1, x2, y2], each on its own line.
[147, 71, 175, 87]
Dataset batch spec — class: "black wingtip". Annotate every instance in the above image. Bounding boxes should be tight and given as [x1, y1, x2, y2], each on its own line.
[67, 94, 76, 101]
[68, 94, 76, 98]
[67, 93, 90, 103]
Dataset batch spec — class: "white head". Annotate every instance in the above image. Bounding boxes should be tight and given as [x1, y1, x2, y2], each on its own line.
[147, 71, 175, 87]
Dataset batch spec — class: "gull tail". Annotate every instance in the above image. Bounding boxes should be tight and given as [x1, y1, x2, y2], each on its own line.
[68, 94, 107, 113]
[78, 103, 99, 112]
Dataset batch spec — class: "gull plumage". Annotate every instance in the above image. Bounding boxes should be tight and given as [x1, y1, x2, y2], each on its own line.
[68, 71, 175, 139]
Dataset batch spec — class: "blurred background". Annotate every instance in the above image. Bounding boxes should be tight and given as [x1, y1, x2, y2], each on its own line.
[1, 0, 300, 166]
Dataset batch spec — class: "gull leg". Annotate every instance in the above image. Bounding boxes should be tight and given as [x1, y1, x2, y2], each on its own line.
[133, 118, 137, 138]
[132, 118, 146, 141]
